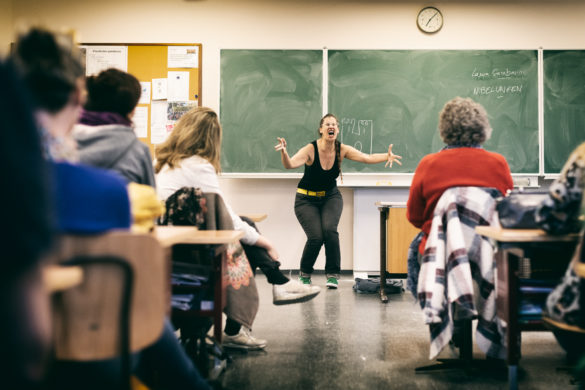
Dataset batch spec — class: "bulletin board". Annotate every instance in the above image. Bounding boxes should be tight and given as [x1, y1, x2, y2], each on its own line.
[80, 43, 202, 157]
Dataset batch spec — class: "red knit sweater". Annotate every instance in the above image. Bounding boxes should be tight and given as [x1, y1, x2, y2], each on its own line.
[406, 147, 514, 253]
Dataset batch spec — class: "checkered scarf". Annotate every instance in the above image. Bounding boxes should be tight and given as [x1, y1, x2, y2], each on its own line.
[417, 187, 506, 360]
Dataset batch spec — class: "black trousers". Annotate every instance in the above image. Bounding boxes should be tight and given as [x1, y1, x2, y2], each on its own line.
[239, 216, 289, 285]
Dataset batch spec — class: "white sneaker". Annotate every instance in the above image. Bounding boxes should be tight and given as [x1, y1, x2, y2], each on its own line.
[273, 279, 321, 305]
[222, 328, 267, 350]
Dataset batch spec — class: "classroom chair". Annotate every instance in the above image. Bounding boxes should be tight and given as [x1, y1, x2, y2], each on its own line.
[46, 231, 167, 390]
[415, 187, 505, 373]
[162, 189, 257, 378]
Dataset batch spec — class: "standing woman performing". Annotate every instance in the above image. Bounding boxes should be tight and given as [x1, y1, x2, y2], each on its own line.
[275, 113, 402, 288]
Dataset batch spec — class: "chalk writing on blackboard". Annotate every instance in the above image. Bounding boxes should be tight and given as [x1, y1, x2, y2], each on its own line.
[471, 67, 527, 99]
[340, 118, 373, 153]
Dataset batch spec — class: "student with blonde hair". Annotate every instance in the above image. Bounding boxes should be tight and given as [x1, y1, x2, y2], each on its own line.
[156, 106, 321, 350]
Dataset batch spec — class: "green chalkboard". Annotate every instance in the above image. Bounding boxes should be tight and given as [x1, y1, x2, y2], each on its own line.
[329, 50, 539, 174]
[220, 50, 322, 173]
[544, 50, 585, 173]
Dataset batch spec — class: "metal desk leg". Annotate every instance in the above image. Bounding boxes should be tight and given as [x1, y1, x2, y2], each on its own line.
[379, 206, 389, 303]
[497, 246, 523, 390]
[509, 365, 518, 390]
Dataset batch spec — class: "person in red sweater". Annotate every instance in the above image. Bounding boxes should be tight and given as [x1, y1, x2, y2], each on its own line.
[407, 96, 514, 253]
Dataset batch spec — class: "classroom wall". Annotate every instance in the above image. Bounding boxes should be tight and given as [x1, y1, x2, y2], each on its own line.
[0, 0, 13, 55]
[5, 0, 585, 271]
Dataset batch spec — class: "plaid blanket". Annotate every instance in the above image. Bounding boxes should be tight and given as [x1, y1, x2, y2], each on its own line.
[417, 186, 506, 360]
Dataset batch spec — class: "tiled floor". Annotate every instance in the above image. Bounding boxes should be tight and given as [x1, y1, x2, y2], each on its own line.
[215, 274, 577, 390]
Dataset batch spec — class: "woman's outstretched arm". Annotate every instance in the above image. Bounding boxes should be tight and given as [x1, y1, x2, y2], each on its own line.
[342, 143, 402, 167]
[274, 137, 313, 169]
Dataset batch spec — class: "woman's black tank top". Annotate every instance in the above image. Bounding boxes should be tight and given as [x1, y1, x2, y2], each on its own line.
[297, 141, 340, 191]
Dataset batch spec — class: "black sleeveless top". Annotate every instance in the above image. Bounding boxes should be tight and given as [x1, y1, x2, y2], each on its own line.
[297, 141, 340, 191]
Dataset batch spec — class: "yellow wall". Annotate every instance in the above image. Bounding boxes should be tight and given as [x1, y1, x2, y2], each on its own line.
[0, 0, 12, 55]
[4, 0, 585, 271]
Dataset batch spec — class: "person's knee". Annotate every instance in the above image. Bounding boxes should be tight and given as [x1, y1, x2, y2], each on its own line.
[307, 236, 324, 246]
[323, 228, 339, 242]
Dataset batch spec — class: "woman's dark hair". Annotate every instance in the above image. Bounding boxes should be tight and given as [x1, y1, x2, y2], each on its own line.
[85, 68, 141, 117]
[10, 27, 84, 113]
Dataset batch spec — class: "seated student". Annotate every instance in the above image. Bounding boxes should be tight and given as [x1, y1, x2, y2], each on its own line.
[0, 59, 53, 390]
[536, 142, 585, 364]
[11, 26, 210, 390]
[154, 106, 321, 349]
[73, 68, 155, 187]
[407, 96, 514, 255]
[405, 97, 514, 359]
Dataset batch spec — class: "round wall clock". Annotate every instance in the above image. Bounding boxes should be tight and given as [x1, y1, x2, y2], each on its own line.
[417, 6, 443, 34]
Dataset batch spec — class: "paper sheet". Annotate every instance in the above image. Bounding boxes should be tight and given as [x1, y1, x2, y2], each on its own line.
[132, 106, 148, 138]
[139, 82, 151, 105]
[150, 101, 169, 144]
[81, 45, 128, 76]
[167, 101, 198, 121]
[167, 71, 190, 102]
[152, 78, 168, 100]
[168, 46, 198, 68]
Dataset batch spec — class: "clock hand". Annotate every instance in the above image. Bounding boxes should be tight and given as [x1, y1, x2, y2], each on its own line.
[426, 12, 439, 26]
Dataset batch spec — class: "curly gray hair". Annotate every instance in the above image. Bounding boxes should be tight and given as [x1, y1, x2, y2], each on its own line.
[438, 97, 492, 146]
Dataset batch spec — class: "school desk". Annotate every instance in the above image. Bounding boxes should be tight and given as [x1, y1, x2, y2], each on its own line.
[239, 213, 267, 223]
[475, 226, 580, 390]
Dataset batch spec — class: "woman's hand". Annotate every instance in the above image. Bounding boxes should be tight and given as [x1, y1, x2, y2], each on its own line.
[256, 235, 280, 261]
[274, 137, 287, 153]
[385, 144, 403, 168]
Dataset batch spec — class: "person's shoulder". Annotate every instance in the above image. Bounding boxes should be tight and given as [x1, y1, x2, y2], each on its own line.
[182, 155, 213, 167]
[177, 156, 216, 177]
[482, 149, 510, 164]
[135, 137, 153, 157]
[419, 151, 440, 164]
[51, 161, 131, 233]
[53, 161, 128, 190]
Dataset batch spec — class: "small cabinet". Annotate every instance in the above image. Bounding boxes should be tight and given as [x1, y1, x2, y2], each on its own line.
[386, 207, 419, 275]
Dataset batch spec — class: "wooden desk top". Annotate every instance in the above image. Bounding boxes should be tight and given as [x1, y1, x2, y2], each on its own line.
[44, 265, 83, 292]
[575, 262, 585, 278]
[153, 226, 244, 248]
[375, 201, 406, 208]
[475, 226, 579, 243]
[240, 213, 267, 222]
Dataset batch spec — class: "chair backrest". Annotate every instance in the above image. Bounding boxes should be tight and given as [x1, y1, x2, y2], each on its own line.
[47, 230, 167, 361]
[417, 186, 504, 360]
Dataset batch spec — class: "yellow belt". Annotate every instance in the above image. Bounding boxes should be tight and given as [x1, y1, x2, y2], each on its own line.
[297, 188, 326, 197]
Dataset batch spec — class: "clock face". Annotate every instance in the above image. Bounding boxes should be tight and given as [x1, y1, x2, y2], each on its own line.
[417, 7, 443, 33]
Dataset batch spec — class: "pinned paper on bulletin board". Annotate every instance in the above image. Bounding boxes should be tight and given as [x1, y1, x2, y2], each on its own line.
[139, 82, 151, 105]
[81, 45, 128, 76]
[168, 46, 199, 68]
